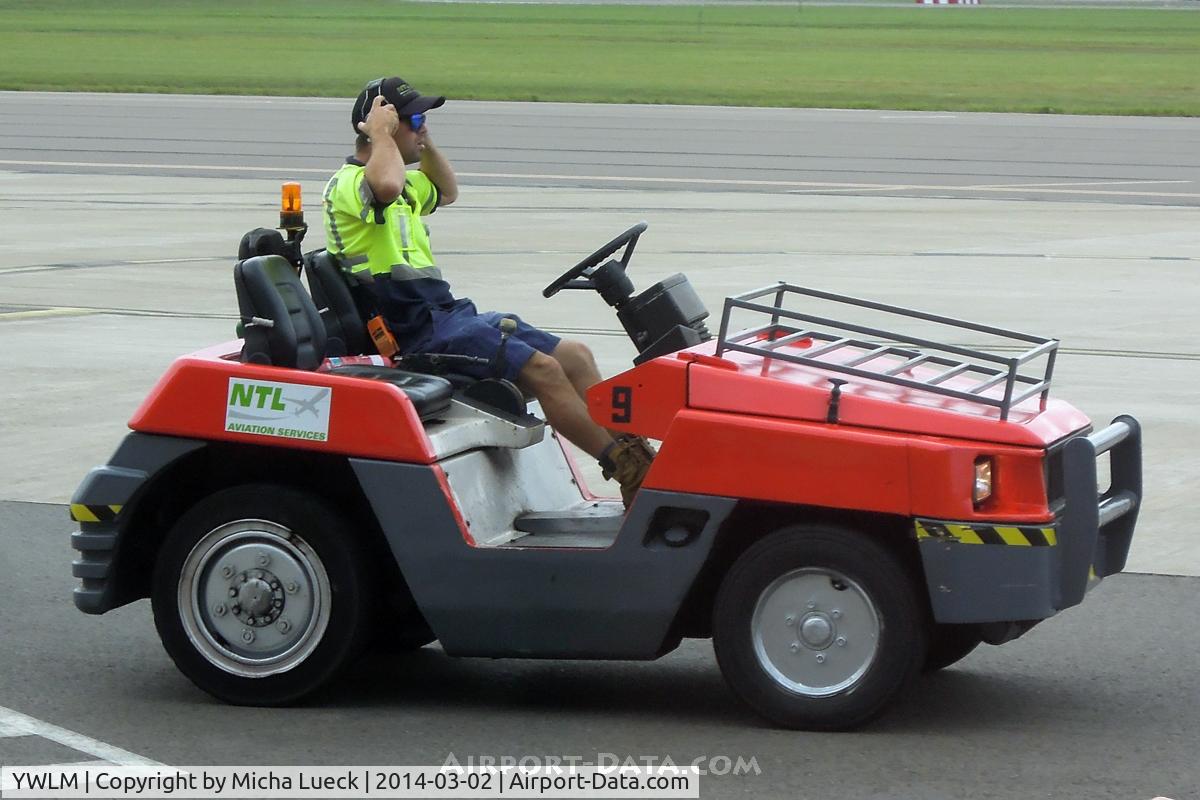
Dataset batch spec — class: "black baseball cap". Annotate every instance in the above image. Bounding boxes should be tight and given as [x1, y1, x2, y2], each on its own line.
[352, 77, 445, 132]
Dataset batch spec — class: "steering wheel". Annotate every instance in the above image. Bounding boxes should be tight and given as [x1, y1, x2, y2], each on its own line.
[542, 222, 648, 298]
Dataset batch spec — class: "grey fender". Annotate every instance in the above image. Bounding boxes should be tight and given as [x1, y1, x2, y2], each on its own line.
[71, 433, 207, 613]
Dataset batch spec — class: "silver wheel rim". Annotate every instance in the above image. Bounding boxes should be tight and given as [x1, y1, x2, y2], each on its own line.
[751, 568, 881, 697]
[177, 519, 331, 678]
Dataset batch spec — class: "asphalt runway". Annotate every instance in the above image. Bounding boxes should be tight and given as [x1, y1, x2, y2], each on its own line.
[1, 93, 1199, 797]
[2, 92, 1198, 205]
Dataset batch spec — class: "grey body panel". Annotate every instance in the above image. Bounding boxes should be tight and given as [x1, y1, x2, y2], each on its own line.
[71, 433, 207, 613]
[919, 539, 1060, 623]
[351, 458, 736, 659]
[919, 416, 1141, 624]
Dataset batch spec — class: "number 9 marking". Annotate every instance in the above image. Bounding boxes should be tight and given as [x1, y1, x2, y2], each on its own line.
[612, 386, 633, 424]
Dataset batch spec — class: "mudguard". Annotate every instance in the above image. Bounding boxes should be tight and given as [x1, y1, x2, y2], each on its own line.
[70, 433, 206, 613]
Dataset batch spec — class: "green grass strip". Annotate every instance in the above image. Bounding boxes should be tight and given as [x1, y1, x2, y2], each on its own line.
[0, 0, 1197, 115]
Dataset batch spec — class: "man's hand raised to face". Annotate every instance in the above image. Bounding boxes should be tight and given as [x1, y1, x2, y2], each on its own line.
[359, 95, 407, 204]
[357, 95, 399, 141]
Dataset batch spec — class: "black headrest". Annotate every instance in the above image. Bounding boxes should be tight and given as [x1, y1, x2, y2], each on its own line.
[238, 228, 288, 261]
[234, 255, 326, 370]
[304, 250, 371, 356]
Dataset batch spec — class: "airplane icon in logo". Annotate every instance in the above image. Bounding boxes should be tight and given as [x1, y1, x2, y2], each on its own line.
[284, 387, 330, 418]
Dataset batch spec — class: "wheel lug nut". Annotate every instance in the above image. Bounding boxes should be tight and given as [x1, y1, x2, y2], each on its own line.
[231, 604, 241, 614]
[816, 654, 826, 664]
[789, 643, 800, 653]
[220, 565, 234, 579]
[241, 629, 255, 643]
[836, 636, 847, 647]
[831, 610, 842, 619]
[286, 582, 300, 595]
[228, 587, 237, 597]
[213, 604, 227, 616]
[806, 602, 816, 610]
[277, 620, 291, 634]
[784, 615, 796, 626]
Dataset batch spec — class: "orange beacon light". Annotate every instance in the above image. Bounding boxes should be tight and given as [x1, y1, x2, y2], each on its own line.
[280, 182, 304, 231]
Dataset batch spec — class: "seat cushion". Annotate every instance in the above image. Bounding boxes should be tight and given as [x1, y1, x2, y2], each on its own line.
[327, 366, 453, 418]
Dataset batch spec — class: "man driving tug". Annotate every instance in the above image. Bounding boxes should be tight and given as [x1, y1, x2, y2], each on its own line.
[322, 77, 654, 505]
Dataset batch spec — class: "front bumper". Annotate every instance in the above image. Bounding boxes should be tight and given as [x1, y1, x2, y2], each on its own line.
[917, 416, 1142, 624]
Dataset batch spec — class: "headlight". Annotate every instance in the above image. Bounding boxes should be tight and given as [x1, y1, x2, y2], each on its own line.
[973, 458, 993, 505]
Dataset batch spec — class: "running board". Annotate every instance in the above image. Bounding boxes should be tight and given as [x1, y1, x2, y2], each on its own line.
[510, 503, 625, 548]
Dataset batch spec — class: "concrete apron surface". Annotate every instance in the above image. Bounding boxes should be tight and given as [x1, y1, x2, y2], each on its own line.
[0, 171, 1194, 575]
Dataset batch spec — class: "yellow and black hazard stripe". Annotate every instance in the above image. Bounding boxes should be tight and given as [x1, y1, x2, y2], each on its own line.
[915, 519, 1057, 547]
[69, 503, 123, 523]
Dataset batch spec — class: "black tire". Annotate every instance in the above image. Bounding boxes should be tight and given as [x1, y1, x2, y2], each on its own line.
[924, 623, 984, 672]
[712, 525, 927, 730]
[151, 484, 375, 705]
[373, 611, 437, 654]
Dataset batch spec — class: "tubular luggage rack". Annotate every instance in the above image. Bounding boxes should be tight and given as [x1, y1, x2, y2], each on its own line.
[715, 283, 1059, 422]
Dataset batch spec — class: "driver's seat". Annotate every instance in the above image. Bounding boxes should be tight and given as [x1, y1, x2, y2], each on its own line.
[302, 249, 529, 417]
[234, 255, 453, 419]
[303, 249, 373, 357]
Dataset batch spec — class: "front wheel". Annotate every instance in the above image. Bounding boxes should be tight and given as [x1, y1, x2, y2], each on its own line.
[152, 485, 374, 705]
[713, 526, 927, 730]
[924, 623, 984, 672]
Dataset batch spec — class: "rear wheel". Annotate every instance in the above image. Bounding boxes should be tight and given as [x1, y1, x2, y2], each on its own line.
[152, 485, 374, 705]
[713, 525, 927, 730]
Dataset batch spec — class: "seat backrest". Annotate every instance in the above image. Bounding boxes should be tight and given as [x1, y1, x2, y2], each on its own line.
[238, 227, 289, 261]
[304, 250, 371, 356]
[234, 255, 326, 369]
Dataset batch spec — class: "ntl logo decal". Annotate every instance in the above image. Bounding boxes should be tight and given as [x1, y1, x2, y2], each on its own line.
[225, 378, 331, 442]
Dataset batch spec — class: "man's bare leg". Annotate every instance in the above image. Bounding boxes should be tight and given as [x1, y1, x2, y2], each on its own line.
[533, 344, 656, 507]
[518, 352, 613, 459]
[549, 340, 603, 402]
[549, 340, 629, 438]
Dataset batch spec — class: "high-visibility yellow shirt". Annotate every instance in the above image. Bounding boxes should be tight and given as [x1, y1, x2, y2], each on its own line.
[322, 159, 441, 279]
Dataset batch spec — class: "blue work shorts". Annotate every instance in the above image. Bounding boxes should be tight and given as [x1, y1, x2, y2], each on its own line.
[425, 300, 561, 382]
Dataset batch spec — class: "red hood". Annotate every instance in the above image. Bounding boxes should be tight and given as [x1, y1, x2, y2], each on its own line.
[681, 343, 1090, 448]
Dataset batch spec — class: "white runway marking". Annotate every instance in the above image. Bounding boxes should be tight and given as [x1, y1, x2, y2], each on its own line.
[0, 308, 100, 321]
[126, 257, 226, 265]
[0, 705, 163, 766]
[468, 173, 1200, 199]
[0, 158, 331, 175]
[0, 718, 27, 738]
[969, 180, 1191, 189]
[790, 183, 1200, 199]
[1, 158, 1198, 198]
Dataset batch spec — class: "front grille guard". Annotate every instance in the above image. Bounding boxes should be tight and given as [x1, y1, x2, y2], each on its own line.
[1056, 415, 1142, 608]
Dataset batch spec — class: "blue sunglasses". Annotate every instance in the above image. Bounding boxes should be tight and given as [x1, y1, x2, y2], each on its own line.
[406, 113, 426, 131]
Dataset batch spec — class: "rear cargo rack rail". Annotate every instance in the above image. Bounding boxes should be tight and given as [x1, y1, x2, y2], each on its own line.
[715, 283, 1059, 421]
